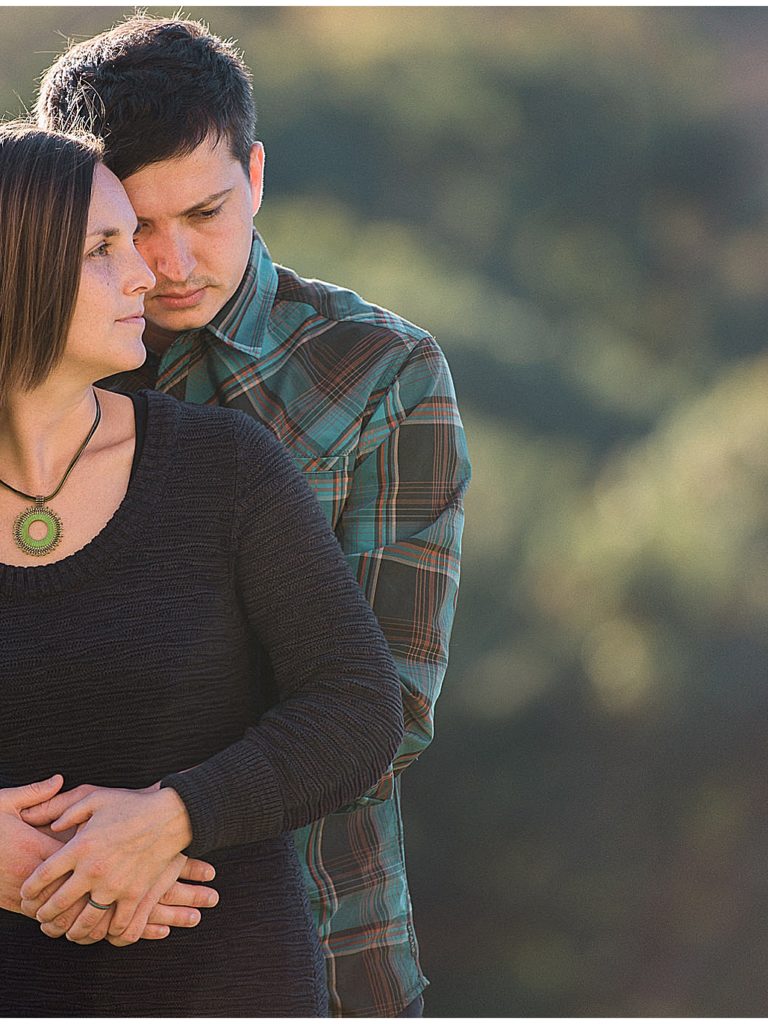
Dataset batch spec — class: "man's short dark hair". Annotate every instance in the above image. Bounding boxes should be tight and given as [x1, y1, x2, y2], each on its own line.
[36, 15, 256, 180]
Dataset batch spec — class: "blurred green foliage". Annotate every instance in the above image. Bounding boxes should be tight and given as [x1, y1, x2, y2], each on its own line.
[3, 6, 768, 1016]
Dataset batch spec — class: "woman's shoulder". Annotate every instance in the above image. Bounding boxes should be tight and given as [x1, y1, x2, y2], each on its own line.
[141, 389, 289, 483]
[142, 389, 273, 444]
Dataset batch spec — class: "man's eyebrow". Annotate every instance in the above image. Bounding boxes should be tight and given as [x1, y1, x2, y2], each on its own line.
[178, 188, 233, 217]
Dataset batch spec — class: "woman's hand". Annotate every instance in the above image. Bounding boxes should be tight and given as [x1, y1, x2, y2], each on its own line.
[0, 776, 65, 915]
[25, 853, 219, 945]
[0, 778, 92, 937]
[20, 785, 193, 941]
[20, 782, 102, 828]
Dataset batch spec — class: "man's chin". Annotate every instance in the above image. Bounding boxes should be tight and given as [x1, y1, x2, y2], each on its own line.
[145, 305, 213, 334]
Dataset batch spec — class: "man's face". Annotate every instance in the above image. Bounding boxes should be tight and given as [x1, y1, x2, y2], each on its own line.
[121, 135, 264, 335]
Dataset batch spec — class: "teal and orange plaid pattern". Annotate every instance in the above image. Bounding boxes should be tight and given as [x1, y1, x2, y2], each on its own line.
[107, 233, 471, 1017]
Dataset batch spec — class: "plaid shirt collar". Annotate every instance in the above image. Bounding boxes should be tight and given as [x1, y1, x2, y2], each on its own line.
[202, 230, 279, 359]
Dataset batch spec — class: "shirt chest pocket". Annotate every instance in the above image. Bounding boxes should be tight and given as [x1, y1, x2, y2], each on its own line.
[292, 454, 354, 530]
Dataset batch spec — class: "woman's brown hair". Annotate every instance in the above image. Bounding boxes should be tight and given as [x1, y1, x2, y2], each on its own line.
[0, 122, 103, 396]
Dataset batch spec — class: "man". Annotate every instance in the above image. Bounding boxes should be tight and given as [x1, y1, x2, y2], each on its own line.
[38, 14, 470, 1017]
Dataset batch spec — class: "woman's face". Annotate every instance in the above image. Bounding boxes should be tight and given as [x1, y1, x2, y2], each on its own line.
[62, 163, 155, 383]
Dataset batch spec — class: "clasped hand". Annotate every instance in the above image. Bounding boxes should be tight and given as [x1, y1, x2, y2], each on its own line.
[8, 775, 214, 946]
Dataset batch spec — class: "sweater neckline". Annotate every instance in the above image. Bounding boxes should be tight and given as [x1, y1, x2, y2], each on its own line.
[0, 389, 175, 598]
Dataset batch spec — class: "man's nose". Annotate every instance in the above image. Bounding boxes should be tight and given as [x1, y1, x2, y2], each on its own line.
[144, 231, 196, 284]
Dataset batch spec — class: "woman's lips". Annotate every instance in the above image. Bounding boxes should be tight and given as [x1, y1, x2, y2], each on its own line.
[151, 288, 207, 310]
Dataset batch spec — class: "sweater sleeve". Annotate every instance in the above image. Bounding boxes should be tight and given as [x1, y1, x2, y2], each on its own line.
[161, 414, 404, 856]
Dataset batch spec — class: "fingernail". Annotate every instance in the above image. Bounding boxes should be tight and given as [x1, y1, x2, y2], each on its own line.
[187, 911, 200, 925]
[204, 868, 215, 881]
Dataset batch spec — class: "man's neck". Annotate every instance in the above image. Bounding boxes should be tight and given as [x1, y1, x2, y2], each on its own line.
[143, 320, 181, 356]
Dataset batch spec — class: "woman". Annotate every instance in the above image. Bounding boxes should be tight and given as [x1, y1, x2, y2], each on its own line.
[0, 123, 403, 1016]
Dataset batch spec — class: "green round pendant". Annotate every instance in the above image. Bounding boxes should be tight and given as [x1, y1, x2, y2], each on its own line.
[13, 504, 62, 556]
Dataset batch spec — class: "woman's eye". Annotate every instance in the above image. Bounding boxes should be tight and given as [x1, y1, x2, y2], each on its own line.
[88, 241, 110, 259]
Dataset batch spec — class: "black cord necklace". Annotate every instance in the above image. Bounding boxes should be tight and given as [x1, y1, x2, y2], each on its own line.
[0, 390, 102, 556]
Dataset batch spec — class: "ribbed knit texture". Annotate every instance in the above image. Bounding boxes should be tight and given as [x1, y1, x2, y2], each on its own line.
[0, 389, 403, 1017]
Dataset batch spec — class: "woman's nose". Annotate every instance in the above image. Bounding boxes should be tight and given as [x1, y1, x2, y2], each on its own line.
[128, 248, 156, 294]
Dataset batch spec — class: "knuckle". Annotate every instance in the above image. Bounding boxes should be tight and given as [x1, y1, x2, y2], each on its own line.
[145, 906, 162, 925]
[45, 897, 67, 919]
[87, 857, 108, 879]
[20, 876, 42, 901]
[73, 836, 93, 859]
[159, 883, 178, 904]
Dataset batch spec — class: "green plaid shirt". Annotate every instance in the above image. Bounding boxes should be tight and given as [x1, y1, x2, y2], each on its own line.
[107, 233, 470, 1017]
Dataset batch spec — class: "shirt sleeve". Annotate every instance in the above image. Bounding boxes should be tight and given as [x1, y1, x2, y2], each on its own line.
[335, 334, 471, 806]
[161, 415, 404, 856]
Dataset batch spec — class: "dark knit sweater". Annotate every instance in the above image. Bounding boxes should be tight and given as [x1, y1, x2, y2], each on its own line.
[0, 389, 403, 1017]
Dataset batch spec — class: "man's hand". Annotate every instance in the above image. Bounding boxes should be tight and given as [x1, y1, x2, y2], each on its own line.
[20, 785, 193, 941]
